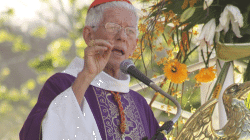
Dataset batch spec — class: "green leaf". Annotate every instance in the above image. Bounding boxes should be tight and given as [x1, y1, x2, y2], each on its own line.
[58, 38, 72, 50]
[234, 67, 242, 74]
[12, 36, 31, 52]
[29, 58, 54, 72]
[26, 79, 36, 90]
[0, 30, 14, 43]
[1, 67, 10, 76]
[29, 98, 37, 108]
[0, 101, 13, 114]
[48, 38, 72, 52]
[244, 60, 250, 82]
[180, 7, 196, 22]
[8, 88, 20, 102]
[36, 73, 53, 85]
[75, 37, 86, 48]
[69, 0, 76, 5]
[31, 26, 47, 38]
[69, 31, 78, 40]
[6, 8, 15, 16]
[182, 6, 221, 31]
[0, 18, 4, 27]
[76, 48, 85, 58]
[0, 85, 7, 93]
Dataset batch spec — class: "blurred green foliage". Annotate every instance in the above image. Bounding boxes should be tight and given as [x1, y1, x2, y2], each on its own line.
[0, 30, 14, 42]
[31, 26, 47, 38]
[0, 0, 89, 139]
[28, 38, 72, 72]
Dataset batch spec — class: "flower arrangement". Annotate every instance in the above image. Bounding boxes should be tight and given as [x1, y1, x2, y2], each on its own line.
[131, 0, 250, 138]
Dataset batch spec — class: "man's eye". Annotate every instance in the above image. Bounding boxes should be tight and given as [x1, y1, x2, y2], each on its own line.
[129, 30, 135, 33]
[127, 29, 135, 34]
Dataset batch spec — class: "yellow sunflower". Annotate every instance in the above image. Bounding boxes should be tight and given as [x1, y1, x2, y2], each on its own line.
[163, 59, 188, 84]
[195, 66, 216, 83]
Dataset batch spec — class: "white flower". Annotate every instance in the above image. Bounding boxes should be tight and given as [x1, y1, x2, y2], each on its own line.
[203, 0, 214, 10]
[216, 5, 243, 38]
[198, 18, 216, 45]
[190, 24, 203, 46]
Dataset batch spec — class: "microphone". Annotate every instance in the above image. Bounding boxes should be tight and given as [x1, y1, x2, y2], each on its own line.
[120, 59, 153, 86]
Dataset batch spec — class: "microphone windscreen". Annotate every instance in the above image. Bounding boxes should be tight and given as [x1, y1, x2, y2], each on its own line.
[120, 59, 134, 74]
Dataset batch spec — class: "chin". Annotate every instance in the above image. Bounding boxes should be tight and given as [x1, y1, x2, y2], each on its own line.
[106, 59, 121, 70]
[107, 53, 128, 69]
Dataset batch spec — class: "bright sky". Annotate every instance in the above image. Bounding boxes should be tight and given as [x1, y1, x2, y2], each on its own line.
[0, 0, 142, 20]
[0, 0, 143, 31]
[0, 0, 42, 20]
[0, 0, 91, 25]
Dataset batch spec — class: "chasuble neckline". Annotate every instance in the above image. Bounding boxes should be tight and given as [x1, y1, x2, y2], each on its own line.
[62, 56, 130, 93]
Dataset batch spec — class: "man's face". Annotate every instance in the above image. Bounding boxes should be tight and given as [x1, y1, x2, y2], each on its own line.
[93, 7, 138, 70]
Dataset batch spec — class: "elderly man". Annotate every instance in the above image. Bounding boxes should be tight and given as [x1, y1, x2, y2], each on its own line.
[20, 0, 163, 139]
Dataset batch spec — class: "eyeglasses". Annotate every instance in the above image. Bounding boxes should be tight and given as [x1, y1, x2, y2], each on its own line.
[92, 22, 137, 37]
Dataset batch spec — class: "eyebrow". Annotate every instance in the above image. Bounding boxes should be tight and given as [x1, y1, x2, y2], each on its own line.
[108, 22, 136, 28]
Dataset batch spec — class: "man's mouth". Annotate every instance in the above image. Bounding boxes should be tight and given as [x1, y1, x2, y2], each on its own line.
[112, 48, 124, 56]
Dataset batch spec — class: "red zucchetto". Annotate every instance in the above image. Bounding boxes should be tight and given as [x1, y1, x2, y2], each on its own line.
[88, 0, 132, 11]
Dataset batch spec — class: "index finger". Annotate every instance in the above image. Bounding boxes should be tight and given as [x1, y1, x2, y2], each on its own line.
[94, 39, 114, 50]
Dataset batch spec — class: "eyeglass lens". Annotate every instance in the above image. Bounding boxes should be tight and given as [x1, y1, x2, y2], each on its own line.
[105, 23, 136, 36]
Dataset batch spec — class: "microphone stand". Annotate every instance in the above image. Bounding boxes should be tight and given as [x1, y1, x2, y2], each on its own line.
[142, 83, 182, 140]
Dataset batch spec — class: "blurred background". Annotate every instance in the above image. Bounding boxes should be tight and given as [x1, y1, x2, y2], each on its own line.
[0, 0, 249, 139]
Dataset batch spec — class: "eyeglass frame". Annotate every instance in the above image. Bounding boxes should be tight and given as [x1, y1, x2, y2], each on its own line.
[91, 22, 137, 37]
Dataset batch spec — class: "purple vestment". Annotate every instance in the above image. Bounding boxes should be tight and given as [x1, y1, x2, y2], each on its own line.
[20, 58, 164, 140]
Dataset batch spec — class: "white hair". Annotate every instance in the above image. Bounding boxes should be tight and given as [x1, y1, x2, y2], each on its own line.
[85, 1, 140, 37]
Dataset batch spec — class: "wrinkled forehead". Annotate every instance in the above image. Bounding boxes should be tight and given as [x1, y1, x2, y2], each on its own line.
[102, 7, 137, 27]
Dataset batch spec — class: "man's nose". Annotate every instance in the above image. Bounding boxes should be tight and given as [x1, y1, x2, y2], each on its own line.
[116, 28, 128, 41]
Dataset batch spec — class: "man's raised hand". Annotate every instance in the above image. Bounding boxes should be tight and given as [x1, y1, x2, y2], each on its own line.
[83, 39, 114, 77]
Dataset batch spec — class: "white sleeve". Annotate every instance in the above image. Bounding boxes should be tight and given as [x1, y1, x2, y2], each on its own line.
[41, 86, 102, 140]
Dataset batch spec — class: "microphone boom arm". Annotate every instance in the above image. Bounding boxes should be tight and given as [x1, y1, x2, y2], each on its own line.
[143, 82, 182, 140]
[149, 83, 181, 123]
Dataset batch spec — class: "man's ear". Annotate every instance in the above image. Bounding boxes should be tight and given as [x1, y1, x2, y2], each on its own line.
[83, 26, 94, 45]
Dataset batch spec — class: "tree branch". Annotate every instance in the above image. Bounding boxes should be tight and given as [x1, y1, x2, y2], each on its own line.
[58, 0, 74, 29]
